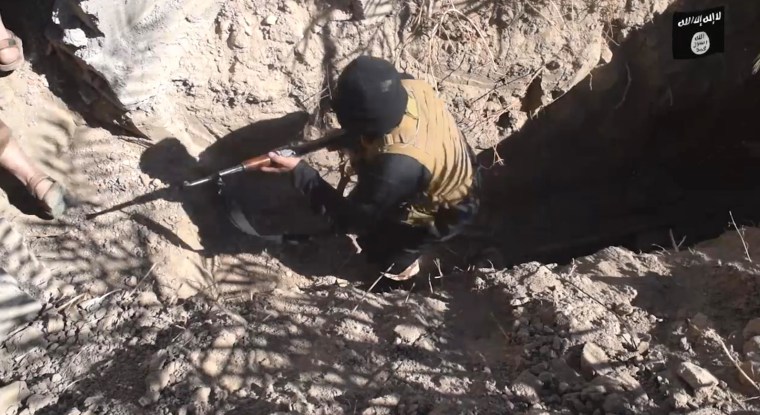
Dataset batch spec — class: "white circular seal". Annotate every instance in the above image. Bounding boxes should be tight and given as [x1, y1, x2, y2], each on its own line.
[690, 31, 710, 55]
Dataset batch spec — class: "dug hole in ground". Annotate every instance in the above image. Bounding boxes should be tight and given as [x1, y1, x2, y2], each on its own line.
[0, 0, 760, 414]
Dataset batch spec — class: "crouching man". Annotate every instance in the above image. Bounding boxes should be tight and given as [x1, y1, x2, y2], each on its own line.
[261, 55, 480, 280]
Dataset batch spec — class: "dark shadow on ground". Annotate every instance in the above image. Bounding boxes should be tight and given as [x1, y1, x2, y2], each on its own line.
[0, 170, 46, 218]
[138, 112, 382, 284]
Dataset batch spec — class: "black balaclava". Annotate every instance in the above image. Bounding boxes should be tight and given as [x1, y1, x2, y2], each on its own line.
[332, 55, 409, 138]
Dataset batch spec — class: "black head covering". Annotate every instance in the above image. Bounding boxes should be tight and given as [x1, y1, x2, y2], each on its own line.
[332, 56, 408, 137]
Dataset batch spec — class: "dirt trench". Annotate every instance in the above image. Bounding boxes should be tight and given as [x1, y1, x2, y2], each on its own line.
[476, 0, 760, 266]
[0, 0, 759, 415]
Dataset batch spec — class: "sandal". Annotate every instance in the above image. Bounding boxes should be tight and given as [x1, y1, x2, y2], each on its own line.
[27, 173, 68, 218]
[381, 258, 421, 281]
[0, 29, 25, 73]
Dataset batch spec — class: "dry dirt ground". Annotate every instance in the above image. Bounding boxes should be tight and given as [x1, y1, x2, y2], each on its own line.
[1, 0, 760, 414]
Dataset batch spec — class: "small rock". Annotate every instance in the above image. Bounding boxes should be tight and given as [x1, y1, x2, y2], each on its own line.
[83, 396, 101, 408]
[263, 15, 278, 26]
[46, 315, 65, 335]
[552, 336, 562, 351]
[211, 327, 245, 349]
[581, 342, 610, 377]
[744, 318, 760, 339]
[125, 276, 138, 288]
[194, 386, 211, 405]
[512, 370, 543, 403]
[690, 313, 711, 330]
[78, 323, 92, 339]
[582, 384, 607, 402]
[669, 388, 691, 410]
[394, 324, 425, 344]
[546, 394, 561, 404]
[146, 359, 181, 396]
[0, 381, 27, 414]
[510, 297, 529, 306]
[743, 336, 760, 359]
[52, 374, 62, 383]
[738, 360, 760, 388]
[93, 307, 107, 320]
[138, 390, 160, 407]
[97, 310, 120, 332]
[5, 326, 46, 351]
[516, 328, 530, 340]
[220, 375, 244, 392]
[603, 392, 631, 413]
[26, 393, 56, 412]
[137, 291, 161, 308]
[569, 396, 586, 413]
[538, 372, 553, 384]
[600, 43, 613, 64]
[60, 285, 77, 298]
[676, 361, 719, 399]
[551, 358, 584, 384]
[679, 337, 691, 351]
[590, 372, 646, 407]
[558, 381, 570, 393]
[613, 302, 634, 316]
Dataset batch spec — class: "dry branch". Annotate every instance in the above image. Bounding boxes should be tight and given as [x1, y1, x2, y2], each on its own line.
[729, 211, 752, 262]
[711, 329, 760, 395]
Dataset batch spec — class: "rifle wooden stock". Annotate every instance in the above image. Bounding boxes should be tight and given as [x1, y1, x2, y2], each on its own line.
[182, 129, 354, 188]
[241, 154, 273, 171]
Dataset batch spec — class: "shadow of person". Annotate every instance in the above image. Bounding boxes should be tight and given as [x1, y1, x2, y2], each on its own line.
[138, 111, 377, 283]
[0, 170, 47, 218]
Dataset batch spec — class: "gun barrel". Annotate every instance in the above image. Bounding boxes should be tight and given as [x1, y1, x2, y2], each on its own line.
[182, 176, 214, 188]
[181, 136, 338, 188]
[183, 164, 246, 188]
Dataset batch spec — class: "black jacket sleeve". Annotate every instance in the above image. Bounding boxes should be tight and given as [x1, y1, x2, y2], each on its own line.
[291, 153, 431, 234]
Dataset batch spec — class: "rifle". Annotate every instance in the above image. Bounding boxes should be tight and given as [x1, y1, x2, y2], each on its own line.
[86, 130, 355, 235]
[182, 129, 355, 188]
[85, 186, 176, 220]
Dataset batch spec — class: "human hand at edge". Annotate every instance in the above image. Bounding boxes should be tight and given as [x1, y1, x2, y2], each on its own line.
[260, 152, 302, 173]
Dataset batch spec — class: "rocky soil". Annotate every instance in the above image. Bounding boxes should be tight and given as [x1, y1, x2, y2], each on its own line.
[1, 0, 760, 414]
[3, 220, 760, 414]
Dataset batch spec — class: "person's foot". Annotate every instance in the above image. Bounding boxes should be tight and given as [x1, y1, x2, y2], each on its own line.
[381, 257, 421, 281]
[0, 28, 23, 72]
[27, 174, 68, 218]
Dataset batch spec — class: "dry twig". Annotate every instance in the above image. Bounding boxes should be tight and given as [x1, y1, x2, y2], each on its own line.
[56, 293, 88, 312]
[132, 262, 158, 293]
[710, 328, 760, 395]
[80, 289, 123, 310]
[730, 211, 753, 262]
[669, 229, 686, 252]
[353, 272, 386, 313]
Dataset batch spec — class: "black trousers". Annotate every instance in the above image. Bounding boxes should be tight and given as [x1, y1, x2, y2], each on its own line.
[356, 172, 481, 274]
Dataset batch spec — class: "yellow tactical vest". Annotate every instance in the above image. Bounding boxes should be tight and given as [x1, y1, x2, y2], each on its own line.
[350, 79, 475, 227]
